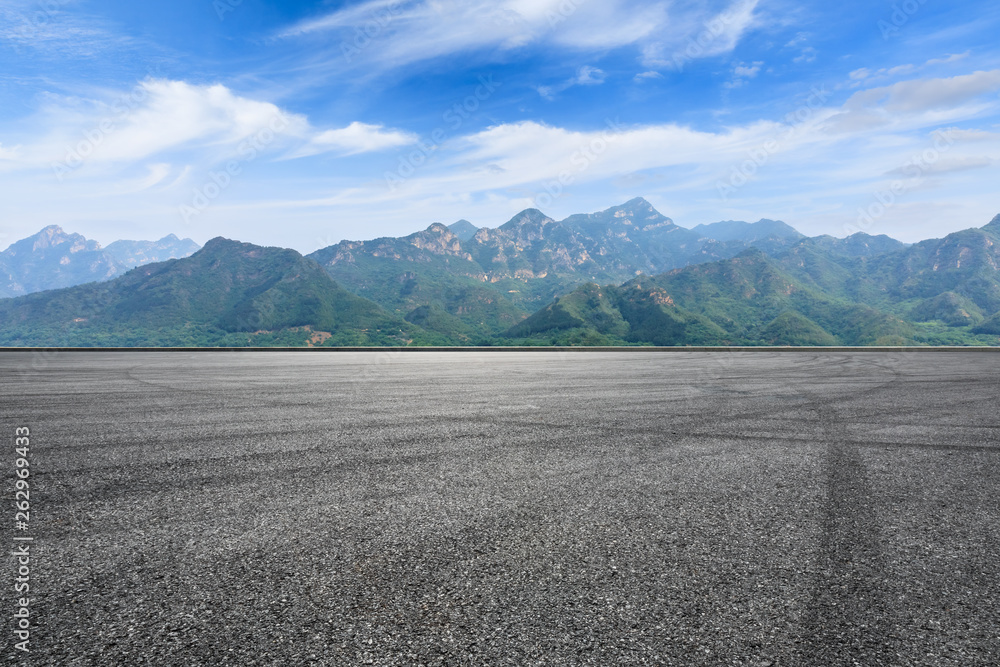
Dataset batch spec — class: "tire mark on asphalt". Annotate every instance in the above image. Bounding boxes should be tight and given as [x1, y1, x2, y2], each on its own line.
[798, 367, 899, 666]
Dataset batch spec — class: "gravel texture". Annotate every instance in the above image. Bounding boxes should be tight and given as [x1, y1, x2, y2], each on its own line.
[2, 351, 999, 666]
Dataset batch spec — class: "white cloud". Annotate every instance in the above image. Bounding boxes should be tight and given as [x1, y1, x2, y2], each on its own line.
[379, 118, 786, 201]
[725, 60, 763, 88]
[574, 66, 606, 85]
[109, 162, 173, 195]
[0, 79, 308, 172]
[537, 65, 607, 100]
[295, 121, 418, 157]
[733, 62, 762, 78]
[884, 155, 993, 177]
[634, 71, 664, 82]
[88, 80, 305, 163]
[0, 79, 423, 174]
[827, 70, 1000, 133]
[0, 1, 136, 58]
[784, 32, 809, 48]
[849, 52, 974, 87]
[277, 0, 753, 73]
[340, 69, 1000, 224]
[941, 127, 999, 141]
[927, 52, 970, 66]
[641, 0, 760, 69]
[869, 70, 1000, 114]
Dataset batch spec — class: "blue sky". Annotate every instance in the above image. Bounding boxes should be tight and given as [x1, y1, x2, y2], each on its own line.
[1, 0, 999, 252]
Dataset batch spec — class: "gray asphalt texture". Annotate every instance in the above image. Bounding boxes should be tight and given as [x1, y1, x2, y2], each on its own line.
[2, 351, 999, 666]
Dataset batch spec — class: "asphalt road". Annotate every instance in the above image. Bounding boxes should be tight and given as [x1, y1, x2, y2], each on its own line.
[2, 351, 999, 666]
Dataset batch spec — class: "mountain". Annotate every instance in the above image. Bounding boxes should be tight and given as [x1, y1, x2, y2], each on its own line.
[305, 198, 795, 340]
[793, 232, 907, 259]
[857, 225, 1000, 315]
[4, 204, 1000, 348]
[559, 197, 704, 274]
[104, 234, 200, 269]
[0, 226, 202, 299]
[307, 223, 526, 342]
[467, 208, 605, 283]
[447, 219, 479, 241]
[0, 225, 123, 298]
[691, 219, 804, 243]
[506, 214, 1000, 347]
[0, 238, 426, 347]
[505, 249, 915, 346]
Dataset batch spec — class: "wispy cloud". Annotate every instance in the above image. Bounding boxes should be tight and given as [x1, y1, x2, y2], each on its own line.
[275, 0, 754, 74]
[725, 61, 763, 88]
[292, 121, 418, 157]
[536, 65, 607, 100]
[641, 0, 760, 69]
[0, 0, 136, 58]
[826, 69, 1000, 133]
[0, 79, 419, 173]
[634, 71, 663, 83]
[884, 155, 993, 177]
[848, 52, 972, 86]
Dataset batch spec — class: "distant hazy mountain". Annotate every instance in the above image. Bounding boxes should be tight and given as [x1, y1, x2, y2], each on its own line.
[104, 234, 200, 269]
[0, 226, 201, 299]
[691, 219, 804, 243]
[0, 238, 424, 347]
[447, 219, 479, 241]
[0, 225, 123, 298]
[792, 232, 907, 259]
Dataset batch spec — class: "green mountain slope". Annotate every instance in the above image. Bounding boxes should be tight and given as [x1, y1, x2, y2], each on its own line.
[0, 238, 425, 347]
[307, 223, 527, 341]
[506, 249, 918, 346]
[4, 206, 1000, 348]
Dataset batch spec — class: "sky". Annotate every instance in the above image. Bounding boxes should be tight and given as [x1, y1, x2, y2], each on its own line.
[1, 0, 999, 253]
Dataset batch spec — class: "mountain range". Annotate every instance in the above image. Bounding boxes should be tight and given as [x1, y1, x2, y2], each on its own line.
[0, 225, 200, 299]
[1, 199, 998, 347]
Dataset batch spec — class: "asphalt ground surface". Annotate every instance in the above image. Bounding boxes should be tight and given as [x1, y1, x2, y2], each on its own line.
[2, 351, 999, 666]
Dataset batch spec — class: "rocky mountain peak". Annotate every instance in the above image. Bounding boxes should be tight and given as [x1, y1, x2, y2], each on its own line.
[408, 224, 467, 257]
